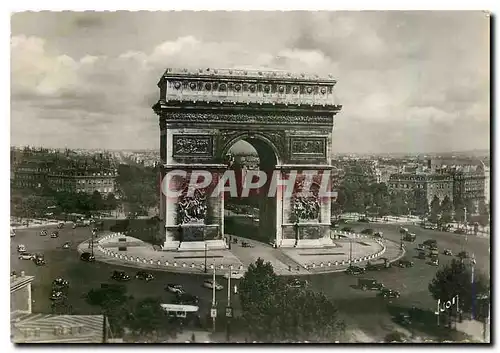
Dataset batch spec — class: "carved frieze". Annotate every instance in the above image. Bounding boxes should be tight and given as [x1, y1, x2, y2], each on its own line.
[292, 179, 320, 221]
[164, 112, 334, 126]
[290, 137, 326, 157]
[172, 135, 213, 158]
[177, 188, 208, 224]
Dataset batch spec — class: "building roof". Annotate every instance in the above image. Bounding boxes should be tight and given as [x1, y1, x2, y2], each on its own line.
[11, 314, 105, 343]
[10, 273, 34, 293]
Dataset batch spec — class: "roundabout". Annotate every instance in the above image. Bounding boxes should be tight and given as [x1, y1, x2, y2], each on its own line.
[77, 229, 404, 277]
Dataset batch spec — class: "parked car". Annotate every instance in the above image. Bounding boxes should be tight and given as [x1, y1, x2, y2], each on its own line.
[345, 265, 365, 275]
[52, 278, 69, 289]
[404, 233, 416, 242]
[378, 288, 401, 299]
[62, 242, 71, 249]
[40, 229, 48, 236]
[423, 239, 437, 248]
[18, 253, 35, 260]
[50, 231, 59, 238]
[444, 249, 453, 256]
[111, 271, 130, 281]
[80, 252, 95, 262]
[416, 244, 426, 251]
[166, 284, 185, 294]
[135, 271, 154, 281]
[241, 241, 254, 248]
[358, 278, 384, 291]
[173, 293, 199, 305]
[17, 244, 26, 253]
[223, 271, 244, 280]
[397, 260, 414, 268]
[203, 280, 223, 291]
[360, 228, 374, 235]
[286, 278, 308, 289]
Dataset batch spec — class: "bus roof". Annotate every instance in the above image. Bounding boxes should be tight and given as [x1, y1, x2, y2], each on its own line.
[160, 304, 199, 312]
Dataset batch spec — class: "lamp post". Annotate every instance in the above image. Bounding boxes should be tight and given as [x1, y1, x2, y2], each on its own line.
[294, 221, 299, 247]
[204, 242, 208, 273]
[349, 237, 353, 265]
[91, 228, 96, 257]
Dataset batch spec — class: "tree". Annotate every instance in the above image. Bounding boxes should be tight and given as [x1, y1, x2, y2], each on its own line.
[429, 259, 490, 321]
[439, 196, 453, 225]
[105, 193, 118, 210]
[239, 258, 345, 342]
[429, 196, 441, 224]
[127, 297, 175, 339]
[454, 198, 466, 223]
[389, 192, 408, 216]
[477, 200, 490, 228]
[92, 191, 104, 210]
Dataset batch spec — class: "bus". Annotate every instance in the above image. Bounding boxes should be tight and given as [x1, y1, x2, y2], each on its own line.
[160, 303, 199, 320]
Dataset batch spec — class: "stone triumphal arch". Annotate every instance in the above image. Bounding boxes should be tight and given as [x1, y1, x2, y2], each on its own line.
[153, 68, 342, 251]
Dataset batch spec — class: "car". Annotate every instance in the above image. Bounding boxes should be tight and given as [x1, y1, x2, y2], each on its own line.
[223, 271, 244, 280]
[17, 244, 26, 253]
[374, 232, 384, 238]
[397, 260, 414, 268]
[203, 280, 223, 291]
[287, 278, 308, 289]
[173, 293, 199, 305]
[365, 262, 383, 271]
[50, 231, 59, 238]
[166, 284, 185, 294]
[430, 259, 439, 266]
[345, 265, 365, 275]
[358, 278, 384, 291]
[50, 290, 66, 301]
[430, 244, 438, 250]
[80, 252, 95, 262]
[52, 278, 69, 289]
[135, 271, 154, 281]
[18, 253, 35, 260]
[404, 232, 416, 242]
[416, 244, 426, 251]
[34, 257, 46, 266]
[62, 242, 71, 249]
[57, 222, 64, 229]
[457, 251, 469, 259]
[378, 289, 401, 299]
[241, 241, 254, 248]
[444, 249, 453, 256]
[454, 228, 466, 234]
[111, 271, 131, 281]
[360, 228, 374, 235]
[358, 217, 370, 223]
[417, 251, 427, 259]
[423, 239, 437, 248]
[40, 229, 48, 236]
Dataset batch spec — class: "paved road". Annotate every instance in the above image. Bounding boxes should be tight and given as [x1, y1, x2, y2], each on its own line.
[11, 221, 490, 342]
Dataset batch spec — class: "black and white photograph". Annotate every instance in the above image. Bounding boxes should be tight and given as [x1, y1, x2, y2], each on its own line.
[8, 9, 491, 344]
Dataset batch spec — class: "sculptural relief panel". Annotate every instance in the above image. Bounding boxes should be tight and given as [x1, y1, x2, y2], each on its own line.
[172, 135, 214, 158]
[289, 137, 327, 158]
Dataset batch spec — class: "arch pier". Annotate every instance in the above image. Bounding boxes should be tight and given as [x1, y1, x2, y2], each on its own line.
[153, 68, 342, 251]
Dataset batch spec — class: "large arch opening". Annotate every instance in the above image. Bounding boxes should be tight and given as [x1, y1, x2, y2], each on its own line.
[223, 135, 279, 245]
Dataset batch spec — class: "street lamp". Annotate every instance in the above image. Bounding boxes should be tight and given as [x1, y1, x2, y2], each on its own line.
[294, 221, 299, 247]
[204, 241, 208, 273]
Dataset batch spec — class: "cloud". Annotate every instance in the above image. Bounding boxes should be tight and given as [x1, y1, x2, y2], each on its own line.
[10, 12, 490, 153]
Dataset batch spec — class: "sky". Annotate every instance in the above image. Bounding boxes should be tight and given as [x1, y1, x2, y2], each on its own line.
[10, 11, 490, 154]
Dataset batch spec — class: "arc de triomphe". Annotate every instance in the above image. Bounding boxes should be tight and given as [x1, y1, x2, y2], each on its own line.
[153, 68, 342, 251]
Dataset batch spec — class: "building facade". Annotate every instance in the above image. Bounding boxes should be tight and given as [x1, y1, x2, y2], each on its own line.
[48, 169, 117, 194]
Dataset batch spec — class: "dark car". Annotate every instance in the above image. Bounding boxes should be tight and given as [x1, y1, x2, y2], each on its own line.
[378, 288, 401, 299]
[287, 278, 308, 289]
[111, 271, 130, 281]
[50, 231, 59, 238]
[444, 249, 453, 256]
[358, 278, 384, 291]
[34, 257, 46, 266]
[346, 265, 365, 275]
[174, 293, 199, 305]
[40, 229, 48, 236]
[53, 278, 69, 289]
[50, 290, 66, 301]
[241, 241, 254, 248]
[135, 271, 154, 281]
[360, 228, 374, 235]
[423, 239, 437, 248]
[373, 231, 384, 238]
[397, 260, 414, 268]
[80, 252, 95, 262]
